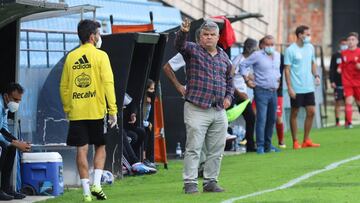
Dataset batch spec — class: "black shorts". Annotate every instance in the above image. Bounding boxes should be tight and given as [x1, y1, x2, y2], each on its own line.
[66, 119, 105, 147]
[290, 92, 315, 108]
[334, 87, 345, 101]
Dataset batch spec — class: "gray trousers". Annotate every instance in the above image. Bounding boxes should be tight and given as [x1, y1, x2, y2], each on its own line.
[183, 102, 227, 184]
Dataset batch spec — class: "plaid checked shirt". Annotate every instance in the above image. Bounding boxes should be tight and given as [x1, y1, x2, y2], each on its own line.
[175, 30, 234, 110]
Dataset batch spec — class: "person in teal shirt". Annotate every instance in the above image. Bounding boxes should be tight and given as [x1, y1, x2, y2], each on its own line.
[284, 25, 321, 150]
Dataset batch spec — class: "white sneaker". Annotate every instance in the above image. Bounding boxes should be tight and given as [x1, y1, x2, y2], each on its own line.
[226, 133, 237, 140]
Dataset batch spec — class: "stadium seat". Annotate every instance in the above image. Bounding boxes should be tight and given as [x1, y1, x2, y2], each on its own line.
[19, 0, 181, 70]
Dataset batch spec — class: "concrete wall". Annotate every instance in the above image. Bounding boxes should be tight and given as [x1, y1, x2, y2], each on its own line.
[239, 0, 279, 41]
[161, 0, 280, 42]
[282, 0, 331, 55]
[161, 0, 331, 51]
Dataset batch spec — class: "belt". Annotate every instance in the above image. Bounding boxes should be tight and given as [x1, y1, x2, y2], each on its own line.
[185, 99, 218, 108]
[255, 87, 277, 92]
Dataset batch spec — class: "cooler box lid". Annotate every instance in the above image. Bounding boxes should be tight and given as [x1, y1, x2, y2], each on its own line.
[21, 152, 62, 163]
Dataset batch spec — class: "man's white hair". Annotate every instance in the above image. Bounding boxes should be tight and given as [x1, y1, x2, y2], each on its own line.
[199, 20, 219, 35]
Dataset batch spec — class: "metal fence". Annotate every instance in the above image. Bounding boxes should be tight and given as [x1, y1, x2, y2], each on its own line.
[20, 28, 78, 68]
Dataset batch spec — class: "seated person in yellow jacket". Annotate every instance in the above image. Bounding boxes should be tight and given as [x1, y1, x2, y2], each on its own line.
[60, 19, 117, 202]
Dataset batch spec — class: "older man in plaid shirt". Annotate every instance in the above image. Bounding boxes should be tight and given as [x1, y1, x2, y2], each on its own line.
[174, 19, 234, 194]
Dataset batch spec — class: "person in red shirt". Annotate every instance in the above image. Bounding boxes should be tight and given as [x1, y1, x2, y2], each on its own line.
[339, 32, 360, 128]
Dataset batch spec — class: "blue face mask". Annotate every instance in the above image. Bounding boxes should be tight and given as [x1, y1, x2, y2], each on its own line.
[264, 46, 275, 55]
[340, 45, 348, 51]
[303, 36, 311, 44]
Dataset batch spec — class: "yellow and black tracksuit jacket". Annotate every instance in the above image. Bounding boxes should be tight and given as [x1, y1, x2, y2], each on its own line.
[60, 43, 117, 121]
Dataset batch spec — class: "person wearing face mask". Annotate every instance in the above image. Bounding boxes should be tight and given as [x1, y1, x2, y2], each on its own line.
[122, 93, 146, 165]
[329, 38, 348, 127]
[338, 32, 360, 129]
[60, 19, 117, 202]
[259, 37, 286, 149]
[122, 93, 157, 174]
[231, 38, 257, 152]
[142, 79, 156, 168]
[239, 35, 281, 154]
[284, 25, 321, 150]
[0, 83, 30, 201]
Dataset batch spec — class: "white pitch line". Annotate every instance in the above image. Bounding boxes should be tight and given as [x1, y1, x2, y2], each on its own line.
[222, 154, 360, 203]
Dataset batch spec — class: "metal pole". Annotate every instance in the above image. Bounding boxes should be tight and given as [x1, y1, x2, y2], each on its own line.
[45, 32, 49, 68]
[26, 31, 30, 68]
[63, 33, 66, 56]
[13, 19, 21, 193]
[93, 8, 97, 20]
[202, 0, 206, 18]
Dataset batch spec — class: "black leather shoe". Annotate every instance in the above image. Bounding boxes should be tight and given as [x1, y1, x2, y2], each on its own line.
[0, 190, 13, 201]
[5, 190, 26, 199]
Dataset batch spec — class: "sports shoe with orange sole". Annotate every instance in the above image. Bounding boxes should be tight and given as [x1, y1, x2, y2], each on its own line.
[302, 139, 320, 148]
[293, 140, 301, 150]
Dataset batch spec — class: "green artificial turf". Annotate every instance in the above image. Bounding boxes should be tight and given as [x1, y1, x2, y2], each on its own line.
[40, 126, 360, 203]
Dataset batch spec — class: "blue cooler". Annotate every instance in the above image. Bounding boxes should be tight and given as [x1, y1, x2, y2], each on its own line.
[21, 152, 64, 196]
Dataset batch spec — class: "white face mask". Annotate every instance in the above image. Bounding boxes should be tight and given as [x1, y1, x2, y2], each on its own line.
[7, 101, 19, 113]
[95, 35, 102, 49]
[340, 45, 348, 51]
[303, 36, 311, 44]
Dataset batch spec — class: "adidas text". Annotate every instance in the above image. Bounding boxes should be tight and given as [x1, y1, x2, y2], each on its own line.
[72, 63, 91, 69]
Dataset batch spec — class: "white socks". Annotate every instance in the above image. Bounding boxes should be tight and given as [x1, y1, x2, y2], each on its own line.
[94, 169, 103, 187]
[81, 169, 103, 195]
[80, 179, 91, 195]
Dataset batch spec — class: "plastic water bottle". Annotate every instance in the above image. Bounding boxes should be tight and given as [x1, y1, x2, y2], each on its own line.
[176, 142, 182, 158]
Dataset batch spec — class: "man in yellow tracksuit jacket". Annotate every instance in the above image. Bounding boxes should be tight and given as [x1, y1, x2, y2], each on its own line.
[60, 19, 117, 202]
